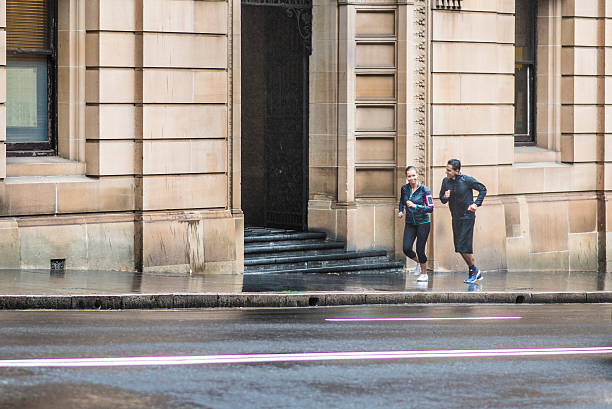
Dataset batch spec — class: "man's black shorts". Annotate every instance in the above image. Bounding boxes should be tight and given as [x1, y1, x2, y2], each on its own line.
[452, 217, 475, 254]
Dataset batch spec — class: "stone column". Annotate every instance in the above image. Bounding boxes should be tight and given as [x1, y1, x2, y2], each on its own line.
[326, 0, 401, 253]
[336, 1, 357, 248]
[0, 0, 5, 180]
[559, 0, 606, 272]
[308, 0, 340, 237]
[85, 0, 243, 273]
[604, 0, 612, 273]
[58, 0, 86, 161]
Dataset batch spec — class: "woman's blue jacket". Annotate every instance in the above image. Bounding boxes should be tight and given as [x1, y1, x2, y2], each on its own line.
[399, 183, 434, 225]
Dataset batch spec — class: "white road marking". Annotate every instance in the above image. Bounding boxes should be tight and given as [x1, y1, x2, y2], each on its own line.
[0, 347, 610, 368]
[326, 316, 522, 322]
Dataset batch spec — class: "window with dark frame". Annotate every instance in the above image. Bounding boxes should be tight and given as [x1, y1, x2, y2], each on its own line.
[514, 0, 536, 144]
[6, 0, 57, 156]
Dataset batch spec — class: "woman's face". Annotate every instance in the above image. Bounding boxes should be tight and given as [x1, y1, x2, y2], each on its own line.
[406, 169, 418, 185]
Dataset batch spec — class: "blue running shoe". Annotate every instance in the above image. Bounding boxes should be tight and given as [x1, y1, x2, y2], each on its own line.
[464, 273, 477, 284]
[464, 267, 482, 283]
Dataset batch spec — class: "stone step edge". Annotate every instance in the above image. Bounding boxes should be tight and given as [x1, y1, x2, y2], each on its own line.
[244, 262, 404, 274]
[244, 242, 345, 254]
[244, 250, 389, 266]
[244, 232, 327, 243]
[0, 291, 610, 310]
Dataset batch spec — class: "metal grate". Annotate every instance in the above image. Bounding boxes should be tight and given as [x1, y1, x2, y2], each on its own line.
[435, 0, 462, 10]
[50, 258, 65, 272]
[242, 0, 311, 8]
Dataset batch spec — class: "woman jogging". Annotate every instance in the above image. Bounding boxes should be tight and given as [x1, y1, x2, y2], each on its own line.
[398, 166, 434, 282]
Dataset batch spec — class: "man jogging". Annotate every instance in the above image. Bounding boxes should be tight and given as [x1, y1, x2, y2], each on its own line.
[439, 159, 487, 284]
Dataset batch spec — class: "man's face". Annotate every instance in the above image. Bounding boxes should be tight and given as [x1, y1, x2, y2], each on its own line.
[445, 164, 459, 179]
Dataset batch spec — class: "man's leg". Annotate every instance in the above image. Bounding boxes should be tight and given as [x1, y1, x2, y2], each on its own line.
[460, 252, 474, 268]
[455, 218, 481, 283]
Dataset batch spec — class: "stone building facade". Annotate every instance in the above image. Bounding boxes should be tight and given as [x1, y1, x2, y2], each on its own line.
[0, 0, 610, 274]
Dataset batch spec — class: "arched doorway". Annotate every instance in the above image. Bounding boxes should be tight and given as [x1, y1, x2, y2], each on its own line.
[241, 0, 311, 231]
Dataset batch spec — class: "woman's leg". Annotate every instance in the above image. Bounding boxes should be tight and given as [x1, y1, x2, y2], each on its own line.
[415, 223, 431, 272]
[402, 223, 419, 263]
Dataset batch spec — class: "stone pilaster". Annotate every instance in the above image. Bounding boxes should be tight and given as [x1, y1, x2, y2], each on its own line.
[0, 0, 5, 180]
[604, 0, 612, 272]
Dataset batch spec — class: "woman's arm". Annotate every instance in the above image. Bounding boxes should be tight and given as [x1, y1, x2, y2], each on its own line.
[398, 185, 407, 214]
[415, 188, 434, 214]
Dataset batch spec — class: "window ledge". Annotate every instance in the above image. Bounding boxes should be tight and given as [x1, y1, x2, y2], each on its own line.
[4, 175, 92, 185]
[514, 146, 560, 164]
[513, 161, 569, 169]
[6, 156, 85, 177]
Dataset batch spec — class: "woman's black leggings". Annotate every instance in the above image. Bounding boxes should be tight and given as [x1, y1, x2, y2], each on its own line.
[402, 222, 431, 263]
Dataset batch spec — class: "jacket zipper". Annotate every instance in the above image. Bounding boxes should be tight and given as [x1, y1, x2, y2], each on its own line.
[409, 185, 418, 224]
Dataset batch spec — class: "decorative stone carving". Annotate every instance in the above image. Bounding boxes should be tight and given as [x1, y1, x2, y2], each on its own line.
[414, 0, 427, 178]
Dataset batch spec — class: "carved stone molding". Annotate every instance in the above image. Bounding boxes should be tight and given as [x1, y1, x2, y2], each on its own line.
[413, 0, 427, 178]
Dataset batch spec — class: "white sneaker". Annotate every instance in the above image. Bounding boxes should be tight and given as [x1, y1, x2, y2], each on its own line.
[413, 263, 421, 276]
[416, 273, 428, 282]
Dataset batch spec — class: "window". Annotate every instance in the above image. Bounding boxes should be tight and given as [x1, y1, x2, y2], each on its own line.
[6, 0, 57, 155]
[514, 0, 536, 144]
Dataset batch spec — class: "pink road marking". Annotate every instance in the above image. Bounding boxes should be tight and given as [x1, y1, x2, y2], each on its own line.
[326, 316, 522, 322]
[0, 347, 610, 368]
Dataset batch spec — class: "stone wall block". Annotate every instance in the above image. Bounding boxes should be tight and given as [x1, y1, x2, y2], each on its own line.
[1, 182, 56, 216]
[568, 232, 599, 271]
[432, 42, 514, 74]
[85, 141, 135, 176]
[432, 105, 514, 135]
[143, 34, 227, 69]
[142, 175, 227, 210]
[143, 105, 227, 139]
[142, 70, 227, 104]
[56, 177, 135, 214]
[203, 216, 237, 269]
[528, 200, 569, 253]
[0, 219, 19, 268]
[98, 0, 136, 31]
[433, 11, 513, 43]
[144, 0, 228, 34]
[143, 139, 227, 175]
[86, 222, 135, 270]
[142, 218, 189, 272]
[19, 224, 88, 269]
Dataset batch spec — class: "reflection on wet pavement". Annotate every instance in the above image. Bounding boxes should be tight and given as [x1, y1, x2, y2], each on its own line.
[0, 269, 609, 295]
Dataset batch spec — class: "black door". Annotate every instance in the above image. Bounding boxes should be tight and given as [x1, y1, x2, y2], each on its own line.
[241, 5, 310, 231]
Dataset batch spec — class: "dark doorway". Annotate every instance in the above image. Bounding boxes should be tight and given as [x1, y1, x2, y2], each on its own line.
[241, 3, 310, 231]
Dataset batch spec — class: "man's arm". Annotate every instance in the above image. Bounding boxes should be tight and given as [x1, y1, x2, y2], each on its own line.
[468, 176, 487, 206]
[439, 178, 449, 204]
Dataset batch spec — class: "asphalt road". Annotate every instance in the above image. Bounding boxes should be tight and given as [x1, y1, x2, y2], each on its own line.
[0, 304, 610, 409]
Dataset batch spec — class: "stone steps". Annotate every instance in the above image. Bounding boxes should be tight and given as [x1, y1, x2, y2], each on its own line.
[244, 227, 404, 274]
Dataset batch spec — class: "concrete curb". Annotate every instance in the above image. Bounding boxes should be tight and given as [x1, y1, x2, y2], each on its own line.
[0, 291, 611, 310]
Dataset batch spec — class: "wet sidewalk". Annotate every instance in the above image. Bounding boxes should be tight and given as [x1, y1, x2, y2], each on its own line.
[0, 269, 610, 309]
[0, 269, 610, 295]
